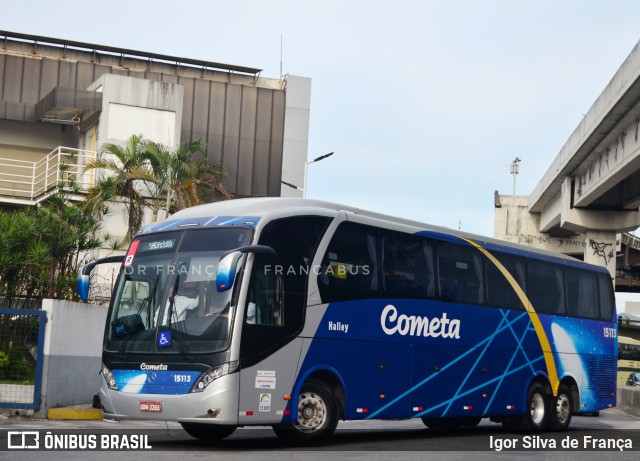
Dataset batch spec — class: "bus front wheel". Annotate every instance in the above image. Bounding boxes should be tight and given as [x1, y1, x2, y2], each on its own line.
[273, 380, 338, 446]
[180, 422, 236, 441]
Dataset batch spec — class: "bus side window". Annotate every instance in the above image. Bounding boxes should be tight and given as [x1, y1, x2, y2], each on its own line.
[527, 261, 564, 315]
[381, 231, 435, 299]
[254, 215, 331, 333]
[486, 253, 525, 310]
[247, 255, 281, 326]
[318, 222, 379, 303]
[566, 269, 598, 319]
[437, 242, 484, 304]
[598, 273, 614, 321]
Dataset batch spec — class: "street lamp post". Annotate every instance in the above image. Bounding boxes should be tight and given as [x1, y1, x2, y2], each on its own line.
[281, 152, 334, 197]
[302, 152, 334, 198]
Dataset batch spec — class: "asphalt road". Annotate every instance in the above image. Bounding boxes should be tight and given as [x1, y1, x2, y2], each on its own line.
[1, 408, 640, 460]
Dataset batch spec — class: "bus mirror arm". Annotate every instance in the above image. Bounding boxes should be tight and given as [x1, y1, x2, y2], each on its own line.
[77, 255, 125, 302]
[221, 245, 277, 259]
[216, 245, 278, 293]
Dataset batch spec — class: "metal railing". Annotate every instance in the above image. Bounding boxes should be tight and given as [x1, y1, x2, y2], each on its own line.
[0, 147, 95, 203]
[621, 232, 640, 251]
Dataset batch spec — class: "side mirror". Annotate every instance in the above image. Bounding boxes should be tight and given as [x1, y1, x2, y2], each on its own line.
[216, 252, 243, 292]
[77, 255, 125, 302]
[216, 245, 277, 292]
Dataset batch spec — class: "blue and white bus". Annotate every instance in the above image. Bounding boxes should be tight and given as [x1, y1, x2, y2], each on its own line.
[79, 198, 617, 445]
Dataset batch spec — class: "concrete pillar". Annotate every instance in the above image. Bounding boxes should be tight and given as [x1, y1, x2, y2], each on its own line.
[584, 231, 617, 278]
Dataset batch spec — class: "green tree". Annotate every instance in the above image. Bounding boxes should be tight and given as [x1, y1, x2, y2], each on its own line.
[84, 134, 156, 242]
[0, 167, 111, 306]
[0, 208, 48, 309]
[143, 139, 231, 220]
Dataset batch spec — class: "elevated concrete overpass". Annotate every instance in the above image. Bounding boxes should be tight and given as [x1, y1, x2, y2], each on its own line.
[495, 40, 640, 281]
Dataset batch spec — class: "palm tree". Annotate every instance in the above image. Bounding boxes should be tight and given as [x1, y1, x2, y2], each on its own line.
[84, 134, 156, 242]
[143, 139, 231, 221]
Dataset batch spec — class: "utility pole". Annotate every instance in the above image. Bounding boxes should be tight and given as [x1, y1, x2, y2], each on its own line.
[510, 157, 521, 195]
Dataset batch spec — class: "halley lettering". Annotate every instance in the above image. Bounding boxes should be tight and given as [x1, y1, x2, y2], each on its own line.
[380, 304, 461, 339]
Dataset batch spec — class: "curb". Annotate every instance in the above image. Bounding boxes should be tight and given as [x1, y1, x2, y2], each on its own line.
[47, 408, 103, 420]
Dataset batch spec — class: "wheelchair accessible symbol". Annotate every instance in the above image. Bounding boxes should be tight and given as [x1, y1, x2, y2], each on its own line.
[158, 331, 171, 348]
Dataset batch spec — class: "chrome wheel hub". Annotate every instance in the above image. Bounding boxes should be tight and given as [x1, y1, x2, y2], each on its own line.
[295, 392, 327, 431]
[530, 392, 545, 425]
[555, 394, 570, 424]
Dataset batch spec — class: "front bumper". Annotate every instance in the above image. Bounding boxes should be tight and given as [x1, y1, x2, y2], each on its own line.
[100, 372, 240, 425]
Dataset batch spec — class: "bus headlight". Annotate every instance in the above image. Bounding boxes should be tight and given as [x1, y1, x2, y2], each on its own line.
[191, 361, 238, 393]
[101, 363, 118, 390]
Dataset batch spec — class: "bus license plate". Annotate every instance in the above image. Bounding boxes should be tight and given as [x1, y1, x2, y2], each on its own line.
[139, 401, 162, 412]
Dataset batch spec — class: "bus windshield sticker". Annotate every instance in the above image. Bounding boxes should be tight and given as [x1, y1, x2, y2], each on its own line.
[124, 240, 140, 267]
[255, 371, 276, 389]
[158, 331, 171, 348]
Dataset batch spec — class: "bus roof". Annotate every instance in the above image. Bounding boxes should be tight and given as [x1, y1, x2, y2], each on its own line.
[152, 197, 608, 273]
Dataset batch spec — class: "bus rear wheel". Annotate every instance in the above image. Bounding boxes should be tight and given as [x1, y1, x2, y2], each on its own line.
[549, 384, 573, 431]
[273, 380, 338, 446]
[180, 422, 236, 441]
[517, 382, 548, 432]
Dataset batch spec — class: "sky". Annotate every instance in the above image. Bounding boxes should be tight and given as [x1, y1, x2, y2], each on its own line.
[2, 0, 639, 235]
[3, 1, 640, 304]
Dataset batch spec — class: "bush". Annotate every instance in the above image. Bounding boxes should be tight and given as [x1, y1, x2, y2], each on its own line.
[0, 346, 34, 382]
[0, 176, 108, 308]
[0, 351, 9, 369]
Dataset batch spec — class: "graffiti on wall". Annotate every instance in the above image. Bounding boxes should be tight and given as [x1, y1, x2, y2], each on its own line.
[589, 239, 614, 265]
[517, 234, 586, 250]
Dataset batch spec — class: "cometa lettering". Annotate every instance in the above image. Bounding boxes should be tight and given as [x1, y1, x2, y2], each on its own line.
[380, 304, 461, 339]
[140, 363, 168, 371]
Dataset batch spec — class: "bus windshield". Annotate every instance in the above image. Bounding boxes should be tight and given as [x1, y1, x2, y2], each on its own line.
[105, 228, 251, 354]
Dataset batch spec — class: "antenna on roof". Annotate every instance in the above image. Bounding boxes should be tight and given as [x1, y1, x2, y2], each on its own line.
[280, 34, 283, 78]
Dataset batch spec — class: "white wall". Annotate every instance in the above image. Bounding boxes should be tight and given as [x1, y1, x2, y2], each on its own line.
[39, 299, 108, 414]
[89, 74, 183, 150]
[280, 75, 312, 197]
[107, 104, 177, 148]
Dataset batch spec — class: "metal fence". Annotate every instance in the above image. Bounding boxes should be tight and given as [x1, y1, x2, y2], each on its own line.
[0, 308, 46, 410]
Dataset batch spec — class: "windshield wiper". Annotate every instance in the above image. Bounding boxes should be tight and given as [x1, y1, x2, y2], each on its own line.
[164, 266, 193, 360]
[165, 271, 182, 331]
[118, 275, 160, 357]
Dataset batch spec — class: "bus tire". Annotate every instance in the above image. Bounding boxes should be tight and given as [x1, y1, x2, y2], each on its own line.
[549, 384, 573, 431]
[273, 380, 338, 446]
[180, 422, 236, 441]
[517, 382, 548, 432]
